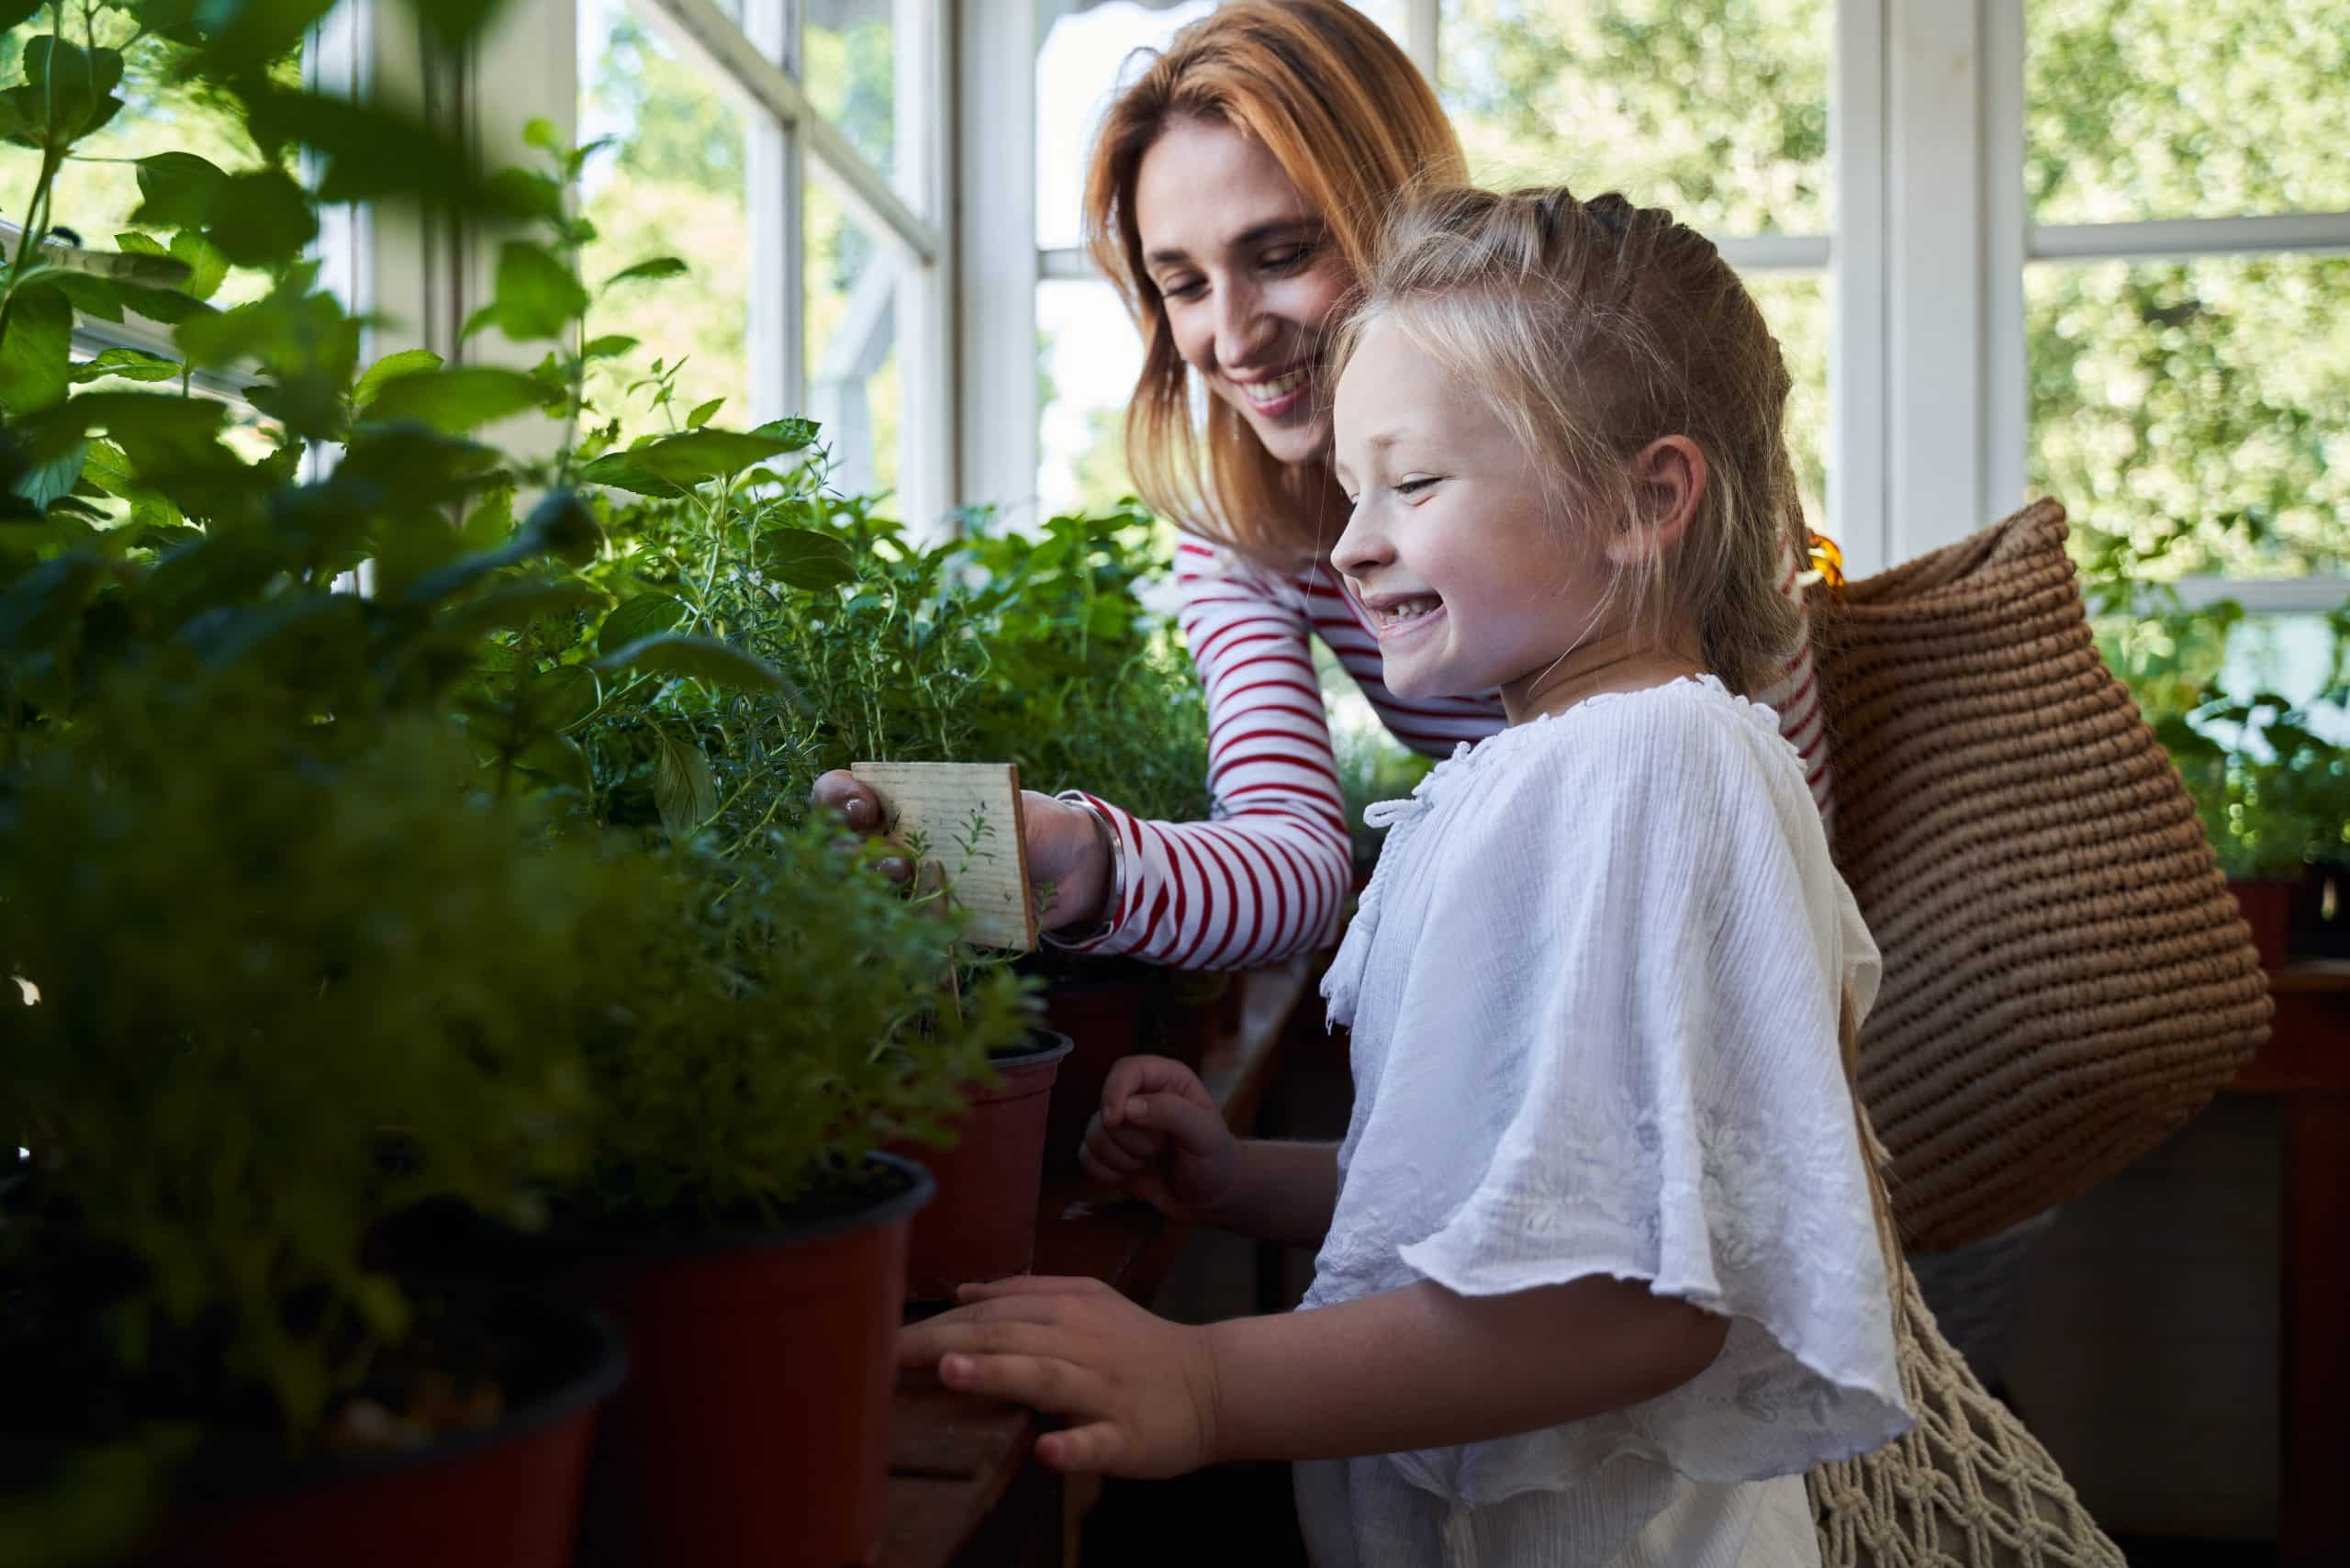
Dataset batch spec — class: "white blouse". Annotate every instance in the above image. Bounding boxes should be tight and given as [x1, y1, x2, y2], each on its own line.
[1300, 677, 1911, 1568]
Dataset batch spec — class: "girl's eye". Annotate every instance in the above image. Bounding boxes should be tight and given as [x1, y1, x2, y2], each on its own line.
[1396, 476, 1440, 497]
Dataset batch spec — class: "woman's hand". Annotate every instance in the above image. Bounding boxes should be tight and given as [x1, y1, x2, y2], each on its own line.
[896, 1276, 1223, 1477]
[1080, 1056, 1238, 1222]
[809, 771, 1113, 929]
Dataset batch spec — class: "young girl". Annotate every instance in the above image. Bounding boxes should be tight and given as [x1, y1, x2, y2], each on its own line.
[897, 185, 1909, 1566]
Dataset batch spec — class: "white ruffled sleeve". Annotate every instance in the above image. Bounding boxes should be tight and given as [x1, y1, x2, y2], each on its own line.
[1372, 691, 1908, 1503]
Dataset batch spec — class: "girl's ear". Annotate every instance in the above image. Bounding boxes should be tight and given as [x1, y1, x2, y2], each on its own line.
[1605, 435, 1707, 566]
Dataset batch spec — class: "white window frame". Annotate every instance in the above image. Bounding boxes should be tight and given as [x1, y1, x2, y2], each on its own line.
[315, 0, 2349, 585]
[1865, 0, 2350, 608]
[384, 0, 955, 527]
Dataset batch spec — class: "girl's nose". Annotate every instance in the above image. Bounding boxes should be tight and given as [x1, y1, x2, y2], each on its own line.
[1331, 500, 1392, 578]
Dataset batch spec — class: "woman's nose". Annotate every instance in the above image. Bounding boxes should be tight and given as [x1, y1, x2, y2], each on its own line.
[1214, 278, 1274, 371]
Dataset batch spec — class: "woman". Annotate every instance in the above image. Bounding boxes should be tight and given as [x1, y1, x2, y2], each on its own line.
[816, 0, 1830, 968]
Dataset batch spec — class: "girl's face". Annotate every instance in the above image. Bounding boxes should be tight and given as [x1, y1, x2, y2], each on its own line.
[1330, 319, 1616, 705]
[1133, 118, 1351, 468]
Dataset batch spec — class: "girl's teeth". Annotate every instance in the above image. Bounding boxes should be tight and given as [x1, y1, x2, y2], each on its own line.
[1379, 598, 1439, 625]
[1239, 370, 1306, 407]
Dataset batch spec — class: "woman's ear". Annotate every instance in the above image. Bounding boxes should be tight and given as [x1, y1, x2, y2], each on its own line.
[1605, 435, 1707, 566]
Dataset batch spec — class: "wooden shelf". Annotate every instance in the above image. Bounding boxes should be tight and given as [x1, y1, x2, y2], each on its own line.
[875, 956, 1315, 1568]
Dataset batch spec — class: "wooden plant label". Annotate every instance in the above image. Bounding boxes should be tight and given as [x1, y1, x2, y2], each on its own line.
[849, 761, 1038, 951]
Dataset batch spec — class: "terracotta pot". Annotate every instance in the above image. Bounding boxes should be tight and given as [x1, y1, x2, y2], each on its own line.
[896, 1031, 1074, 1301]
[574, 1153, 932, 1568]
[2229, 877, 2299, 972]
[1041, 977, 1149, 1173]
[152, 1299, 623, 1568]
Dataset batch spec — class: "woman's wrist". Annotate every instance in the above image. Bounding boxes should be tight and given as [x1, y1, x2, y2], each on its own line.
[1041, 791, 1122, 935]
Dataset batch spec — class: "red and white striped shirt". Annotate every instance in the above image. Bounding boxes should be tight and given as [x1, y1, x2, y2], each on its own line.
[1059, 536, 1830, 970]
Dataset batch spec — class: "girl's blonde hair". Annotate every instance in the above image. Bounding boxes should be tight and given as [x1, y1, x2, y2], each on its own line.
[1331, 185, 1809, 697]
[1081, 0, 1465, 569]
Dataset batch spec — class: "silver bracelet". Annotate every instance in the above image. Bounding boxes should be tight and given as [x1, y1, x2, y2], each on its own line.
[1047, 790, 1125, 946]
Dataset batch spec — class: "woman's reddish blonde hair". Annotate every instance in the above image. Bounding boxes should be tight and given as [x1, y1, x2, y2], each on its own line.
[1080, 0, 1464, 567]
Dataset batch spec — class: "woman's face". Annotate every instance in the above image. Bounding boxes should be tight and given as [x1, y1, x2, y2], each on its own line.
[1133, 117, 1352, 469]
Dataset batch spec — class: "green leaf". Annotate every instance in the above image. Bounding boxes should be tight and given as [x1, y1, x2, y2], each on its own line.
[575, 454, 685, 497]
[0, 0, 45, 32]
[686, 398, 722, 430]
[439, 578, 609, 643]
[8, 435, 87, 511]
[582, 334, 639, 362]
[70, 346, 182, 385]
[594, 632, 797, 697]
[207, 170, 319, 267]
[0, 552, 106, 654]
[169, 230, 229, 302]
[521, 487, 603, 566]
[628, 429, 805, 486]
[0, 286, 73, 415]
[516, 730, 591, 794]
[604, 255, 687, 288]
[358, 366, 545, 432]
[351, 348, 443, 410]
[476, 241, 589, 342]
[757, 526, 857, 591]
[46, 272, 125, 323]
[655, 734, 720, 837]
[532, 662, 601, 730]
[132, 151, 229, 230]
[597, 591, 688, 657]
[749, 417, 820, 452]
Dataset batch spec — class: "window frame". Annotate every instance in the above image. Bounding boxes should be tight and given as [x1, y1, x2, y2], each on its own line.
[332, 0, 2350, 587]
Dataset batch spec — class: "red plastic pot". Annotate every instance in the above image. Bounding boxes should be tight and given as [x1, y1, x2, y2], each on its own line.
[2229, 877, 2298, 971]
[152, 1299, 623, 1568]
[1041, 977, 1149, 1173]
[896, 1031, 1074, 1302]
[574, 1153, 932, 1568]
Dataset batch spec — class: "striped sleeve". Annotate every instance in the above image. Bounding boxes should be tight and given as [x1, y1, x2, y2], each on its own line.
[1051, 540, 1355, 968]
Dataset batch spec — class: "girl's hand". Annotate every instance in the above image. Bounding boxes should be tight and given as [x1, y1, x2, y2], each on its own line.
[809, 771, 1112, 929]
[1080, 1056, 1238, 1221]
[896, 1276, 1223, 1477]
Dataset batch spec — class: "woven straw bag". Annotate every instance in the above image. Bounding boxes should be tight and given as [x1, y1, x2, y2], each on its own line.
[1807, 498, 2272, 1251]
[1807, 1209, 2125, 1566]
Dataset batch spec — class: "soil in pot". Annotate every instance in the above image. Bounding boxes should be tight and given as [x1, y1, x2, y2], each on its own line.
[569, 1153, 932, 1568]
[894, 1031, 1075, 1303]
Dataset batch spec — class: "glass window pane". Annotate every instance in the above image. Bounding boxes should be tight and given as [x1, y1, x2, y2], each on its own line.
[1746, 271, 1830, 536]
[2027, 1, 2350, 225]
[2027, 253, 2350, 581]
[806, 187, 903, 499]
[1439, 0, 1831, 237]
[804, 0, 897, 184]
[0, 18, 286, 309]
[1035, 0, 1216, 252]
[577, 0, 755, 431]
[1037, 277, 1143, 517]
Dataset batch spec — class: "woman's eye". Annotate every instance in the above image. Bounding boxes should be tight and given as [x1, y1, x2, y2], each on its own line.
[1264, 245, 1312, 271]
[1159, 276, 1205, 301]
